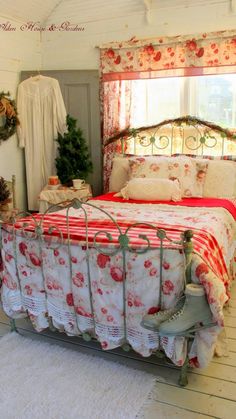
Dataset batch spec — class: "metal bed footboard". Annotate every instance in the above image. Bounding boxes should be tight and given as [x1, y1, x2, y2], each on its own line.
[0, 198, 193, 386]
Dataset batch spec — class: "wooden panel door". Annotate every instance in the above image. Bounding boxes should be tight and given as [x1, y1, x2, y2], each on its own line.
[21, 70, 102, 196]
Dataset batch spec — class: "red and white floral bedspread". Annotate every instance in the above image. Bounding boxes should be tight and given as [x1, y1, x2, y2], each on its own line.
[0, 197, 235, 368]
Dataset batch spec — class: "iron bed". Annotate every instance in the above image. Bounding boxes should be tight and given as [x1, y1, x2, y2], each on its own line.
[0, 116, 236, 386]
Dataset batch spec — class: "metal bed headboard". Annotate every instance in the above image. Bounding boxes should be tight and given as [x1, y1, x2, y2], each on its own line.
[104, 115, 236, 157]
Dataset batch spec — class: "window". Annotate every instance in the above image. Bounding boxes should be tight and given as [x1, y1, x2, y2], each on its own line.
[121, 74, 236, 156]
[129, 74, 236, 129]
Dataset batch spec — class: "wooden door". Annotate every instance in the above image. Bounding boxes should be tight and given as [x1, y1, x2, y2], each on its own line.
[21, 70, 102, 196]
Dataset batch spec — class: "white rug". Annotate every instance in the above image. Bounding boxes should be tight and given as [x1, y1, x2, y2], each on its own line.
[0, 333, 155, 419]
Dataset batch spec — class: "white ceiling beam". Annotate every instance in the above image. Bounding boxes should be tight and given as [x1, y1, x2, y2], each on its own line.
[151, 0, 227, 11]
[143, 0, 152, 24]
[230, 0, 236, 13]
[41, 0, 64, 25]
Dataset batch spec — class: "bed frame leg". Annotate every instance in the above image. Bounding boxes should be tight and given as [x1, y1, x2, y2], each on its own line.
[178, 355, 189, 387]
[10, 318, 17, 333]
[48, 316, 57, 332]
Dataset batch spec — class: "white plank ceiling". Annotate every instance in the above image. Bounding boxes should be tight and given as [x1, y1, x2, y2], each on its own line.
[0, 0, 229, 24]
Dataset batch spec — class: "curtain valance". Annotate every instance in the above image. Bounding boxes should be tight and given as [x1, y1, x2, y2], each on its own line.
[99, 30, 236, 81]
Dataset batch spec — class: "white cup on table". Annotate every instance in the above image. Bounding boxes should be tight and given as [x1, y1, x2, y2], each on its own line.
[72, 179, 85, 189]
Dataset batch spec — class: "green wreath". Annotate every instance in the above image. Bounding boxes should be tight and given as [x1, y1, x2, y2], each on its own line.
[0, 91, 20, 142]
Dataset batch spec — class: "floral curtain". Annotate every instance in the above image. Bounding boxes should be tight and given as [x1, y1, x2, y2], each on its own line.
[102, 80, 132, 192]
[100, 29, 236, 191]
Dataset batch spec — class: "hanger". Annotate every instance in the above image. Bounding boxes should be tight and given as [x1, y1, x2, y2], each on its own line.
[35, 69, 41, 81]
[29, 69, 42, 81]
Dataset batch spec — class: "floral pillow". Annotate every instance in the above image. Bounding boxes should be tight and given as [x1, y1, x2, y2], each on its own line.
[109, 154, 161, 192]
[174, 154, 236, 198]
[194, 160, 209, 197]
[128, 156, 208, 198]
[129, 156, 170, 179]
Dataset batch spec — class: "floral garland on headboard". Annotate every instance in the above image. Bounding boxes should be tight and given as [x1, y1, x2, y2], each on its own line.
[102, 115, 236, 191]
[0, 91, 20, 143]
[104, 115, 236, 147]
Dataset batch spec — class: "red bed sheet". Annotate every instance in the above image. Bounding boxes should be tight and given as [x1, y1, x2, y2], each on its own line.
[92, 193, 236, 221]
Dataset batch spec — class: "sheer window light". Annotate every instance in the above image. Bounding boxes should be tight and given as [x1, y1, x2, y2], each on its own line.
[123, 74, 236, 155]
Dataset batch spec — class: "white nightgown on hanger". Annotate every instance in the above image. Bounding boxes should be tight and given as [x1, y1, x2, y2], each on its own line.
[17, 75, 67, 210]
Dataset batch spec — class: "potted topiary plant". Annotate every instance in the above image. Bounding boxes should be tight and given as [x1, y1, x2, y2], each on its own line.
[55, 115, 93, 186]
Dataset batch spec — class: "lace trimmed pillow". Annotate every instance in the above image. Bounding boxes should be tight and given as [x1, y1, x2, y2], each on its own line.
[116, 178, 182, 201]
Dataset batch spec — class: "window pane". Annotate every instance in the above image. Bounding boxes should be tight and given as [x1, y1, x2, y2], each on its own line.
[190, 74, 236, 128]
[130, 78, 182, 127]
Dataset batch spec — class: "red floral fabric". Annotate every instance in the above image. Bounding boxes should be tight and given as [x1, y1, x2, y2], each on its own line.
[102, 80, 132, 192]
[100, 30, 236, 78]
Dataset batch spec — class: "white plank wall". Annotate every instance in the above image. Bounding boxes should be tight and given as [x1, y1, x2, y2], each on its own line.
[0, 15, 40, 210]
[0, 284, 235, 418]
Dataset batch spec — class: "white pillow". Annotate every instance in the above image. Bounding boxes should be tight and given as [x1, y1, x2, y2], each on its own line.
[203, 160, 236, 198]
[109, 157, 129, 192]
[117, 178, 182, 201]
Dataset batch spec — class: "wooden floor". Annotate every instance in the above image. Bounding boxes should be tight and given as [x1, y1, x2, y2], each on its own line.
[0, 286, 236, 419]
